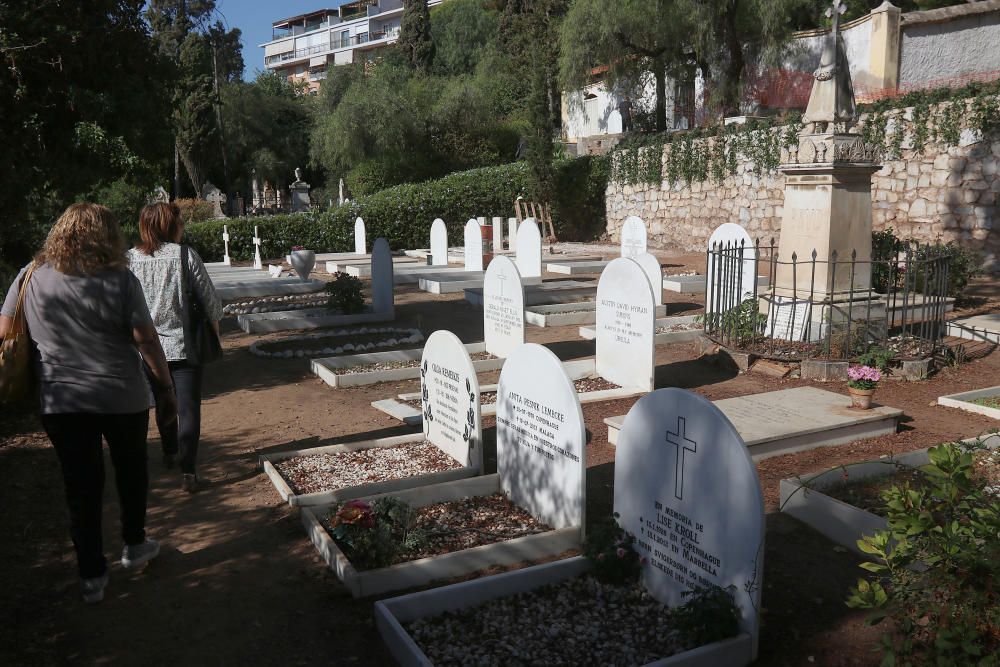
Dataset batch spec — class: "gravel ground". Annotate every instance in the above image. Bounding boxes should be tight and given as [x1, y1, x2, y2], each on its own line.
[407, 377, 621, 409]
[655, 323, 702, 334]
[336, 351, 496, 376]
[407, 575, 682, 666]
[276, 442, 461, 495]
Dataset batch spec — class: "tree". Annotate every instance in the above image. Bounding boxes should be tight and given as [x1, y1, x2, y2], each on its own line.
[398, 0, 435, 73]
[430, 0, 498, 77]
[559, 0, 691, 132]
[0, 0, 171, 274]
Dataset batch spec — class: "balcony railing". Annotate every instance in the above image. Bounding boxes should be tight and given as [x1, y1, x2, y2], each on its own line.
[265, 28, 402, 66]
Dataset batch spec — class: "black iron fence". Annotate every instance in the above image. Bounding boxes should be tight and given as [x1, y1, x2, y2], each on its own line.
[704, 239, 952, 360]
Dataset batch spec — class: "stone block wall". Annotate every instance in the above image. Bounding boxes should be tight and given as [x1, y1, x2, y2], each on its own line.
[606, 124, 1000, 270]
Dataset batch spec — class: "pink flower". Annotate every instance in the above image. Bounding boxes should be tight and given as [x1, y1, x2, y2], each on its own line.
[616, 547, 626, 559]
[847, 365, 882, 383]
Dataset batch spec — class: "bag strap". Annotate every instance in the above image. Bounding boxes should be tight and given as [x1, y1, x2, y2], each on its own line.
[8, 262, 38, 337]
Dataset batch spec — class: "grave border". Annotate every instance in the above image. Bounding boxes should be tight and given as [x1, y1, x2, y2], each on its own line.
[300, 474, 581, 598]
[374, 556, 754, 667]
[937, 386, 1000, 420]
[259, 433, 479, 508]
[778, 434, 1000, 556]
[311, 342, 503, 388]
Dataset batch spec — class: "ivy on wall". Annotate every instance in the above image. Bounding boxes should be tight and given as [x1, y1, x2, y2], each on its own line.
[611, 79, 1000, 187]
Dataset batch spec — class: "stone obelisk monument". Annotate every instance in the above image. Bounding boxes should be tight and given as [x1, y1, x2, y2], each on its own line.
[772, 0, 883, 338]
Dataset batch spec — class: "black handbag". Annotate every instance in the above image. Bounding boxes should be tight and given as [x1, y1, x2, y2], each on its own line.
[180, 245, 223, 365]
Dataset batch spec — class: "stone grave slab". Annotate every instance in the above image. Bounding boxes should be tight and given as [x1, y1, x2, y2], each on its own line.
[215, 276, 327, 300]
[482, 256, 525, 358]
[311, 342, 504, 389]
[325, 255, 418, 276]
[515, 218, 542, 279]
[946, 313, 1000, 344]
[663, 273, 768, 294]
[620, 215, 647, 258]
[354, 217, 366, 255]
[464, 281, 596, 307]
[596, 257, 656, 392]
[579, 313, 697, 344]
[605, 386, 903, 458]
[464, 219, 483, 272]
[634, 252, 664, 306]
[544, 260, 610, 275]
[615, 387, 763, 658]
[430, 218, 449, 266]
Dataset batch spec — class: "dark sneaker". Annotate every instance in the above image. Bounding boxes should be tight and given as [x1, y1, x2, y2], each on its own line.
[81, 572, 109, 604]
[121, 539, 160, 570]
[163, 453, 177, 469]
[182, 473, 199, 494]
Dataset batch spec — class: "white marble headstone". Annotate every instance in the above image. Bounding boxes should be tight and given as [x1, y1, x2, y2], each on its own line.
[634, 252, 664, 306]
[463, 219, 483, 272]
[707, 223, 757, 315]
[430, 218, 448, 266]
[515, 218, 542, 279]
[508, 218, 518, 252]
[621, 216, 647, 258]
[482, 256, 525, 358]
[596, 258, 655, 391]
[222, 225, 231, 266]
[354, 217, 366, 255]
[615, 388, 764, 656]
[420, 330, 482, 472]
[371, 237, 394, 316]
[492, 217, 504, 252]
[496, 343, 586, 530]
[253, 226, 263, 270]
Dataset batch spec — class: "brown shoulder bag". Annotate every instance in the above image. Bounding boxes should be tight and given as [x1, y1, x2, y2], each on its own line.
[0, 263, 38, 405]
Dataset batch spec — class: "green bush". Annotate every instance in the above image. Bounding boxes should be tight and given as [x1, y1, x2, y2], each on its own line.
[325, 272, 365, 314]
[184, 158, 608, 261]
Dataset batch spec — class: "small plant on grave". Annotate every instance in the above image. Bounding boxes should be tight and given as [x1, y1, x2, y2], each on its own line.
[846, 441, 1000, 666]
[670, 585, 741, 651]
[854, 346, 894, 372]
[701, 297, 765, 347]
[324, 272, 365, 314]
[327, 497, 428, 570]
[847, 365, 882, 391]
[583, 513, 642, 584]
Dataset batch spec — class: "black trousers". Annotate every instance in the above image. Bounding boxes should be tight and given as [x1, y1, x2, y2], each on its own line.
[155, 360, 204, 475]
[41, 411, 149, 579]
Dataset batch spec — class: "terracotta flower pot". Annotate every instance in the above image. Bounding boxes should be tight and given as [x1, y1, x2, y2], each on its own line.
[289, 249, 315, 282]
[849, 386, 875, 410]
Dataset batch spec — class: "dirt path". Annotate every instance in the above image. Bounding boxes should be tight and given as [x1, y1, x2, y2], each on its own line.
[2, 256, 997, 666]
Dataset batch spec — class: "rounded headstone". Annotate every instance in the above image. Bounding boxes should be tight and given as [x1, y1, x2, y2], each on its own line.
[621, 216, 648, 258]
[634, 252, 664, 306]
[420, 330, 482, 472]
[615, 388, 764, 653]
[707, 223, 757, 313]
[370, 237, 394, 315]
[354, 217, 367, 255]
[515, 218, 542, 278]
[430, 218, 448, 266]
[463, 219, 483, 272]
[482, 256, 525, 358]
[596, 257, 655, 392]
[496, 343, 585, 531]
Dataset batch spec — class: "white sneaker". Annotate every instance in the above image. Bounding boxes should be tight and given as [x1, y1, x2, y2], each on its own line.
[121, 539, 160, 570]
[81, 571, 109, 603]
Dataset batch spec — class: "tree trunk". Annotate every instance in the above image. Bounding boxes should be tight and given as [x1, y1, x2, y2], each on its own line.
[722, 2, 745, 117]
[179, 148, 203, 198]
[211, 37, 229, 186]
[173, 141, 181, 200]
[654, 59, 667, 132]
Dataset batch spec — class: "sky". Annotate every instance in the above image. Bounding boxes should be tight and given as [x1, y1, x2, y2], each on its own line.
[213, 0, 352, 80]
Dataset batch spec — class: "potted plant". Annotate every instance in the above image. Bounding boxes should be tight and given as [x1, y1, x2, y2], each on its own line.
[289, 245, 315, 281]
[847, 365, 882, 409]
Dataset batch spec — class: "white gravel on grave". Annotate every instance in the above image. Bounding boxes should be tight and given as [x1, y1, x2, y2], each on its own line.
[275, 441, 461, 495]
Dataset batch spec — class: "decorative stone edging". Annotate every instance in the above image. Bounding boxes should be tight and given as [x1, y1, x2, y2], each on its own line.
[223, 294, 329, 315]
[249, 327, 423, 359]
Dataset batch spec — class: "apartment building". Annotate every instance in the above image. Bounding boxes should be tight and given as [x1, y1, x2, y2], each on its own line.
[261, 0, 445, 92]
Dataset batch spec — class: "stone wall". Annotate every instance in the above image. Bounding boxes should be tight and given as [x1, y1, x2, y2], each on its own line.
[606, 116, 1000, 270]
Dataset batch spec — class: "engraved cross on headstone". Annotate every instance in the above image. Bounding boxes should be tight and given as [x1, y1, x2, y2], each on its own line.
[222, 224, 231, 266]
[622, 230, 643, 258]
[496, 267, 507, 297]
[253, 225, 263, 270]
[666, 416, 697, 500]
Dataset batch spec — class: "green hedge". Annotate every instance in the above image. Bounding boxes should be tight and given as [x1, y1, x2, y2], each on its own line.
[184, 158, 608, 261]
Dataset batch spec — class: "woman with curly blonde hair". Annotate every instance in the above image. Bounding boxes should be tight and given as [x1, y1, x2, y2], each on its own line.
[0, 202, 176, 604]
